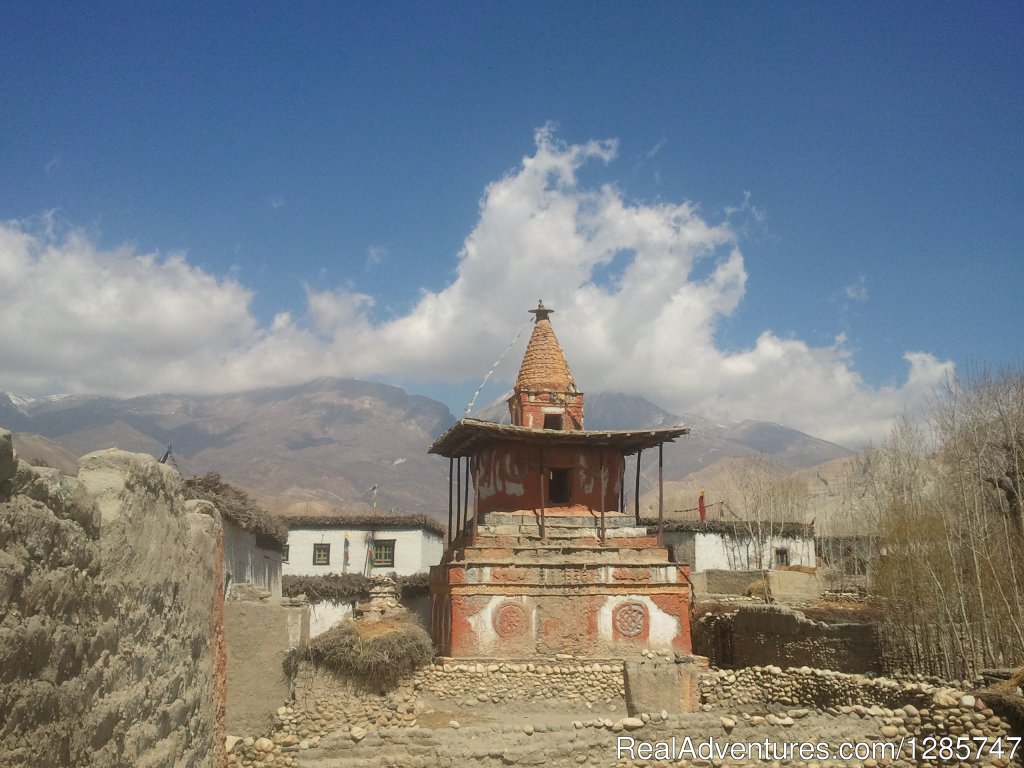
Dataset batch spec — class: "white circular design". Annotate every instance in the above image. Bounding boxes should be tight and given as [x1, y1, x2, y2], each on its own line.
[614, 602, 647, 637]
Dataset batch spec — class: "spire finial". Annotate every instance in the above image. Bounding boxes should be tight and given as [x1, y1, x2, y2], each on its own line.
[529, 299, 553, 323]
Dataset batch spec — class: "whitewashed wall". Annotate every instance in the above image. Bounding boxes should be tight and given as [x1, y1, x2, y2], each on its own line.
[693, 531, 815, 571]
[283, 525, 443, 577]
[420, 528, 444, 574]
[662, 530, 815, 572]
[222, 518, 283, 596]
[308, 600, 356, 638]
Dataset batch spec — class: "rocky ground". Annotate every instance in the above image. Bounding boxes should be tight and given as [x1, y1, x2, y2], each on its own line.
[226, 673, 1020, 768]
[235, 704, 1020, 767]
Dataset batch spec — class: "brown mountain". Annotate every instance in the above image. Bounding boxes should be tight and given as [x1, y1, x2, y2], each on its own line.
[9, 432, 80, 475]
[2, 385, 853, 523]
[1, 379, 455, 517]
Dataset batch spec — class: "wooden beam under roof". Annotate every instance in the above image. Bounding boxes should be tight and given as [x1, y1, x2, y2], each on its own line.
[428, 418, 689, 458]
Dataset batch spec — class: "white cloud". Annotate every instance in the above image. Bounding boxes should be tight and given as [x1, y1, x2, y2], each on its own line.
[844, 274, 869, 302]
[724, 190, 766, 224]
[0, 217, 258, 395]
[646, 137, 666, 159]
[365, 245, 387, 270]
[0, 129, 952, 446]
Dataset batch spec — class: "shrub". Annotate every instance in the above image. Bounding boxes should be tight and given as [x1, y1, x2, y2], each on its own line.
[281, 573, 372, 603]
[397, 571, 430, 599]
[281, 572, 431, 604]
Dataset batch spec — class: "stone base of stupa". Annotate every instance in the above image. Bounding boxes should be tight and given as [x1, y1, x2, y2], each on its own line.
[429, 511, 691, 658]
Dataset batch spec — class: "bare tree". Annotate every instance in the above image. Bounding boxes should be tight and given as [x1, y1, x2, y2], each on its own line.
[864, 369, 1024, 679]
[725, 456, 810, 571]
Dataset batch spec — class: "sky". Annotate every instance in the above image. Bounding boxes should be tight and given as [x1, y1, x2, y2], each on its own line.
[1, 2, 1021, 447]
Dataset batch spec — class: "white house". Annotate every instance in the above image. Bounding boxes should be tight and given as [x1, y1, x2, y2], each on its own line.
[280, 512, 445, 578]
[221, 516, 287, 597]
[182, 474, 289, 598]
[654, 519, 816, 572]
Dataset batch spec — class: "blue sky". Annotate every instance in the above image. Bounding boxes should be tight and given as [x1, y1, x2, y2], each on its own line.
[1, 2, 1021, 446]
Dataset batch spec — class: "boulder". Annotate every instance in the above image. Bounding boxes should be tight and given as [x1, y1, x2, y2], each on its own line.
[0, 429, 16, 484]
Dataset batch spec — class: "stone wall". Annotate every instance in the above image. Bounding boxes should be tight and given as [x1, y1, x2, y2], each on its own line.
[294, 656, 627, 729]
[226, 656, 629, 767]
[701, 665, 1017, 746]
[228, 657, 1019, 768]
[0, 430, 225, 768]
[702, 664, 936, 711]
[412, 657, 625, 707]
[693, 604, 880, 673]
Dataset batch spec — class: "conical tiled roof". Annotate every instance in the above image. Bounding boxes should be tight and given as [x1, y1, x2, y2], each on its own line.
[515, 304, 577, 393]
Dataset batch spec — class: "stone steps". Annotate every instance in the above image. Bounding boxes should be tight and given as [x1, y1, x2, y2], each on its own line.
[465, 561, 671, 569]
[480, 512, 643, 528]
[457, 564, 684, 586]
[467, 537, 661, 550]
[478, 523, 649, 538]
[447, 545, 671, 565]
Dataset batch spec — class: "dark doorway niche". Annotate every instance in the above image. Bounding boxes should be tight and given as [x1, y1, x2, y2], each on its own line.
[549, 468, 571, 504]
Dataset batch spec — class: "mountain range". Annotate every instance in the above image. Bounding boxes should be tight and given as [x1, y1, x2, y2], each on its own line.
[1, 380, 854, 521]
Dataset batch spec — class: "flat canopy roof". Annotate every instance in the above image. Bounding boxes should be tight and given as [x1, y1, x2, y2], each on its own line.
[428, 418, 689, 458]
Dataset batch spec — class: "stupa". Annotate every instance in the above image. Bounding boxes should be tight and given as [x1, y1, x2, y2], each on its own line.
[428, 302, 691, 657]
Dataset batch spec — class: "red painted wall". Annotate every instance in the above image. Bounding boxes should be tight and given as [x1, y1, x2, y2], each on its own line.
[508, 390, 585, 430]
[474, 443, 624, 516]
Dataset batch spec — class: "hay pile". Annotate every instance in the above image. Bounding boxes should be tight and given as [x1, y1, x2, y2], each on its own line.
[284, 618, 433, 689]
[182, 472, 288, 547]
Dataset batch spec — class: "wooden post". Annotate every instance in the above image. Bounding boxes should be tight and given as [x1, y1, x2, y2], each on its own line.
[658, 443, 664, 546]
[539, 446, 546, 542]
[455, 457, 462, 538]
[619, 456, 625, 515]
[464, 457, 471, 541]
[599, 447, 606, 544]
[634, 448, 642, 525]
[471, 456, 479, 544]
[447, 457, 454, 545]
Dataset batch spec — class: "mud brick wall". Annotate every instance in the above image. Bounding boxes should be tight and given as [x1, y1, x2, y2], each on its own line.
[693, 604, 880, 673]
[0, 430, 225, 768]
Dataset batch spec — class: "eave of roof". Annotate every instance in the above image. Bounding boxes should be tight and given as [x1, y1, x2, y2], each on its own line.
[642, 518, 815, 539]
[428, 418, 689, 458]
[279, 513, 446, 537]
